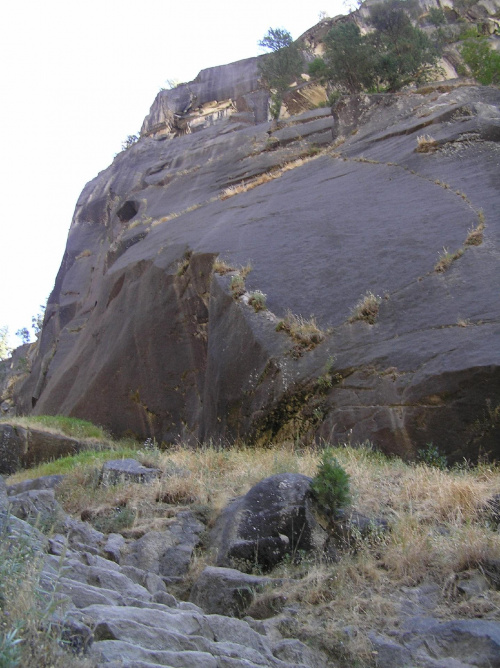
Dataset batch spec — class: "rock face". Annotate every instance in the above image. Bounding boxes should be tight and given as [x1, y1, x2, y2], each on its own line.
[0, 423, 91, 474]
[210, 474, 329, 572]
[7, 3, 500, 461]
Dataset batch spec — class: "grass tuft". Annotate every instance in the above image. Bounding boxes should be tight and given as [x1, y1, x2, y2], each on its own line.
[434, 247, 464, 273]
[416, 134, 439, 153]
[348, 292, 381, 325]
[276, 311, 326, 348]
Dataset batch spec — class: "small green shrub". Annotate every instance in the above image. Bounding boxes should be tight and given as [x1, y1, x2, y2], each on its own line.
[311, 449, 351, 514]
[230, 275, 246, 298]
[248, 291, 267, 312]
[417, 442, 448, 469]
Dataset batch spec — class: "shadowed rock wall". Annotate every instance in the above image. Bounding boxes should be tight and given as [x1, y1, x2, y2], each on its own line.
[9, 17, 500, 462]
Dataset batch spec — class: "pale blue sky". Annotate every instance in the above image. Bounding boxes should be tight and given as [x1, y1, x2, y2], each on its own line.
[0, 0, 346, 348]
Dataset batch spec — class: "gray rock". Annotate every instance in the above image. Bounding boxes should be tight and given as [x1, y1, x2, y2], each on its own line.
[7, 488, 65, 527]
[210, 474, 329, 571]
[190, 566, 273, 617]
[81, 603, 215, 640]
[401, 617, 500, 667]
[121, 511, 204, 577]
[101, 459, 161, 485]
[103, 532, 125, 562]
[57, 578, 126, 608]
[7, 473, 65, 496]
[121, 565, 168, 595]
[0, 508, 48, 551]
[272, 638, 326, 668]
[91, 639, 218, 667]
[63, 517, 104, 550]
[368, 632, 413, 668]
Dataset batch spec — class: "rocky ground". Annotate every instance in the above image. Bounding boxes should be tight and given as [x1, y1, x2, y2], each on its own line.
[3, 444, 500, 667]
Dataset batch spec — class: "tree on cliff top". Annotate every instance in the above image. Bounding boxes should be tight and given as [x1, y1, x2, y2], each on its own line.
[311, 0, 441, 93]
[258, 28, 303, 118]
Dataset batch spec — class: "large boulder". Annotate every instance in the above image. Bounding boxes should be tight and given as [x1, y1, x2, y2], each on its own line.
[210, 473, 330, 572]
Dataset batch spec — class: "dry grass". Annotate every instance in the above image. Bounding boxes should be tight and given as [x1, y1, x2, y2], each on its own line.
[219, 151, 326, 201]
[228, 263, 252, 299]
[465, 212, 485, 246]
[434, 247, 464, 273]
[416, 134, 439, 153]
[75, 249, 92, 260]
[348, 292, 381, 325]
[276, 310, 326, 348]
[50, 441, 319, 528]
[248, 446, 500, 664]
[213, 259, 237, 275]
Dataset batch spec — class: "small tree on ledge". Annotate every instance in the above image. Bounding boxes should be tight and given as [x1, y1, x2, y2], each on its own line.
[258, 28, 303, 119]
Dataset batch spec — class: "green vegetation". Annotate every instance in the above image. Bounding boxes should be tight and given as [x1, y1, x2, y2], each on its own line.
[3, 415, 110, 440]
[417, 442, 448, 469]
[459, 29, 500, 85]
[15, 328, 30, 345]
[309, 0, 441, 93]
[248, 290, 267, 312]
[121, 134, 139, 151]
[434, 247, 464, 273]
[311, 449, 351, 513]
[0, 517, 89, 667]
[258, 28, 303, 118]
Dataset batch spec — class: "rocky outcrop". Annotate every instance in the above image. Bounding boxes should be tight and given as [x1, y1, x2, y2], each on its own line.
[0, 423, 95, 474]
[1, 472, 329, 667]
[6, 2, 500, 462]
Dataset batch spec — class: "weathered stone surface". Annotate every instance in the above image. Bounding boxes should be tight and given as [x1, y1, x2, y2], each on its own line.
[121, 510, 204, 577]
[0, 423, 87, 474]
[7, 473, 65, 496]
[103, 532, 126, 563]
[7, 488, 65, 526]
[101, 458, 161, 485]
[210, 474, 329, 572]
[190, 566, 273, 617]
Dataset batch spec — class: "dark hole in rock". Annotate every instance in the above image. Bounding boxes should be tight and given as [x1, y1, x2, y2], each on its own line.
[117, 200, 138, 223]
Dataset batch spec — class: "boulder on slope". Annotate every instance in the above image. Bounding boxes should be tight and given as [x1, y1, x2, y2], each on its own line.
[210, 473, 330, 572]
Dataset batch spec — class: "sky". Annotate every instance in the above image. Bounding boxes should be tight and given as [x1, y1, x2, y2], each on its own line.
[0, 0, 346, 349]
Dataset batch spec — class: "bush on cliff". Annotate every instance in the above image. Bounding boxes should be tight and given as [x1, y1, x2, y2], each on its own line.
[310, 0, 441, 93]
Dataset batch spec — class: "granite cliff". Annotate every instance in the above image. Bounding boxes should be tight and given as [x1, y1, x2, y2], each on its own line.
[4, 0, 500, 462]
